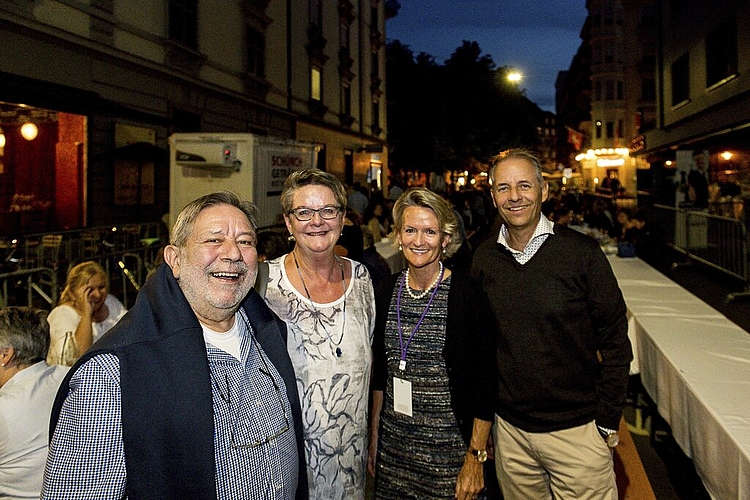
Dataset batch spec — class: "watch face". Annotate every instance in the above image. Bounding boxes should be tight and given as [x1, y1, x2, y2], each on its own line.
[476, 449, 488, 462]
[606, 433, 620, 448]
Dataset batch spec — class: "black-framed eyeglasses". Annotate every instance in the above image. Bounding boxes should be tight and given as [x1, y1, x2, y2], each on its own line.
[289, 206, 343, 221]
[213, 343, 291, 449]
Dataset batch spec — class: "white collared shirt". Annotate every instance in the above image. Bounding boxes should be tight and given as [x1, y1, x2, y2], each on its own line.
[0, 361, 69, 498]
[497, 215, 555, 264]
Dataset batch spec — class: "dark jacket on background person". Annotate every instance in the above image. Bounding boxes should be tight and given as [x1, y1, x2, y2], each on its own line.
[687, 168, 709, 208]
[372, 271, 497, 444]
[337, 223, 364, 262]
[472, 224, 631, 433]
[361, 246, 391, 286]
[49, 264, 308, 500]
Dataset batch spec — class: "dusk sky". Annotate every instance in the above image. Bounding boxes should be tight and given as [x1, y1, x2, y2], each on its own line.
[385, 1, 588, 113]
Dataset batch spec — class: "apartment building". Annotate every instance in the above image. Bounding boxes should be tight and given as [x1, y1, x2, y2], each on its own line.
[570, 0, 657, 196]
[0, 0, 387, 231]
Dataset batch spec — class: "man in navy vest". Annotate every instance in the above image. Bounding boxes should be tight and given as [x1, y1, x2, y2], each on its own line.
[43, 191, 308, 500]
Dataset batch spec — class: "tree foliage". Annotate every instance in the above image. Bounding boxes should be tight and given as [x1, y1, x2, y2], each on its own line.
[386, 39, 544, 174]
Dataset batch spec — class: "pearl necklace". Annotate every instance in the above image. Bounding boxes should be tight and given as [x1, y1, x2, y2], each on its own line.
[292, 251, 347, 357]
[404, 261, 444, 300]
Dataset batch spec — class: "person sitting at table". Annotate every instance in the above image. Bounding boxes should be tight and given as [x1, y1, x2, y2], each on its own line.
[336, 209, 365, 262]
[550, 206, 574, 227]
[364, 200, 390, 242]
[0, 306, 69, 499]
[584, 198, 616, 237]
[47, 261, 127, 366]
[257, 230, 290, 262]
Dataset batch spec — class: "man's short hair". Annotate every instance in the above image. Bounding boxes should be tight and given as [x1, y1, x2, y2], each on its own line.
[170, 191, 259, 247]
[488, 148, 545, 188]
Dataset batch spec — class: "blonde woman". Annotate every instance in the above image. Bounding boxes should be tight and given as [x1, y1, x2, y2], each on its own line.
[47, 261, 127, 365]
[368, 188, 496, 500]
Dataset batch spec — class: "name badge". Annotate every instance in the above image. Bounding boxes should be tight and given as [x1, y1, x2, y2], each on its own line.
[393, 376, 413, 416]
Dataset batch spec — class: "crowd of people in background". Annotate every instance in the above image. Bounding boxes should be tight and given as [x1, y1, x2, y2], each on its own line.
[1, 152, 642, 500]
[542, 186, 659, 265]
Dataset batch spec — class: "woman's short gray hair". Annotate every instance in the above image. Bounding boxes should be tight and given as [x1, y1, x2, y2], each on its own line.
[0, 307, 50, 366]
[280, 169, 347, 215]
[390, 187, 461, 258]
[171, 191, 259, 247]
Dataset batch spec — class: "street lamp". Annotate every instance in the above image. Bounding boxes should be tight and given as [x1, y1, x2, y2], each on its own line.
[507, 71, 523, 84]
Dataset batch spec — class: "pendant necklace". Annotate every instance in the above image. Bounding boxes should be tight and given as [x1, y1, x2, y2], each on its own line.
[293, 251, 347, 357]
[396, 262, 445, 371]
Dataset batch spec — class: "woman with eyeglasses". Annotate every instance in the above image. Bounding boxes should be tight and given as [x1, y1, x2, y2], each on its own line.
[261, 169, 375, 499]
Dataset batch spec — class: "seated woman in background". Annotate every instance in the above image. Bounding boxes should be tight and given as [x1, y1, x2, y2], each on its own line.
[364, 200, 390, 242]
[0, 307, 69, 499]
[46, 261, 127, 366]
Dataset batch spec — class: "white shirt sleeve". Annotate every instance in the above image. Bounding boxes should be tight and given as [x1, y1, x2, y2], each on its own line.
[46, 305, 81, 366]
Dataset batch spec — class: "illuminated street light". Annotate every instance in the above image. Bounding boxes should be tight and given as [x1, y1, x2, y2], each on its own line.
[507, 71, 523, 83]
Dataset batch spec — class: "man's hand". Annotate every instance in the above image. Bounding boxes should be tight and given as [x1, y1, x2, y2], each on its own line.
[454, 453, 484, 500]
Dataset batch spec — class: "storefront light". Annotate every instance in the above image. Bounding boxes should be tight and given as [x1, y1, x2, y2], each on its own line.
[721, 151, 733, 161]
[0, 126, 5, 148]
[21, 122, 38, 141]
[596, 158, 625, 167]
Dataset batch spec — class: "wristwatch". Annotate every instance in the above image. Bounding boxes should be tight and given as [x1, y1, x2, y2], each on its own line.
[467, 446, 488, 463]
[597, 426, 620, 448]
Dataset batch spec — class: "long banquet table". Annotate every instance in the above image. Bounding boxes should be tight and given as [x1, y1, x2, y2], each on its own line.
[607, 255, 750, 500]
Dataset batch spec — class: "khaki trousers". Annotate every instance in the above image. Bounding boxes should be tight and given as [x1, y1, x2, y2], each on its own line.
[493, 414, 617, 500]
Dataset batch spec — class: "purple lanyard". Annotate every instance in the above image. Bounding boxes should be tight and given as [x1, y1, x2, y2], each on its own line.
[396, 265, 445, 368]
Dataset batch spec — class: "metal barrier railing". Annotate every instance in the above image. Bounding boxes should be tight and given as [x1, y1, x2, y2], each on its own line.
[651, 204, 749, 302]
[0, 267, 58, 309]
[0, 222, 166, 309]
[0, 222, 283, 309]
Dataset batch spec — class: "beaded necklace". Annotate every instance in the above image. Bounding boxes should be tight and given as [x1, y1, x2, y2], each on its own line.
[404, 261, 444, 299]
[292, 251, 347, 357]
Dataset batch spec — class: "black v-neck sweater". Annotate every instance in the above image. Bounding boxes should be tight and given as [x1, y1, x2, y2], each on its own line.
[472, 224, 631, 432]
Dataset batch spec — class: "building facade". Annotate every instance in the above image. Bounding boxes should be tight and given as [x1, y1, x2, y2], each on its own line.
[0, 0, 387, 232]
[635, 0, 750, 211]
[572, 0, 657, 196]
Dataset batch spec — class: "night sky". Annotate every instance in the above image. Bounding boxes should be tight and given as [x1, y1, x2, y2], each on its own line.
[386, 0, 588, 112]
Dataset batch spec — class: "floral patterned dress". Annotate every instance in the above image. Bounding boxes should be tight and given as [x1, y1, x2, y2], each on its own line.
[264, 256, 375, 499]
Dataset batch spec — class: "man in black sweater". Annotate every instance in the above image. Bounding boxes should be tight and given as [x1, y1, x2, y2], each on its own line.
[472, 149, 631, 500]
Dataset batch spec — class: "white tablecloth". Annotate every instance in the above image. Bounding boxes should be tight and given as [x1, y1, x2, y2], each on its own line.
[607, 255, 750, 500]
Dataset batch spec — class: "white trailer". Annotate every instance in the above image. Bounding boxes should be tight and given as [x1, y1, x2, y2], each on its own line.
[168, 133, 319, 229]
